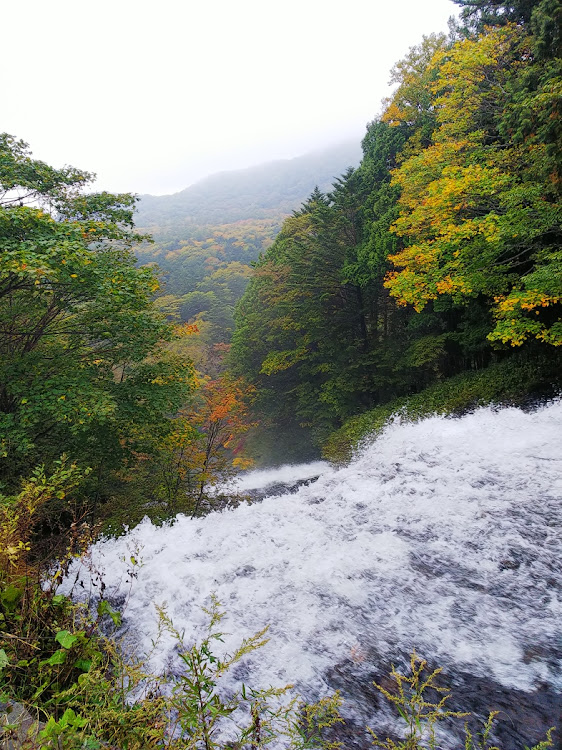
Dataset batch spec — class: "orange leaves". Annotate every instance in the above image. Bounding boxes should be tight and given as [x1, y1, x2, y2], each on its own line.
[488, 289, 562, 347]
[435, 275, 472, 296]
[496, 290, 560, 314]
[201, 376, 256, 435]
[208, 393, 236, 423]
[173, 322, 200, 338]
[155, 375, 257, 512]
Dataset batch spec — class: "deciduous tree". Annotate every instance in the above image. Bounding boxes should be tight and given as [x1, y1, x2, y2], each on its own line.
[0, 134, 195, 498]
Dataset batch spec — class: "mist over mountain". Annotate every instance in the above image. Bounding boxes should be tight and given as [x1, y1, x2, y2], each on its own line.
[135, 139, 362, 228]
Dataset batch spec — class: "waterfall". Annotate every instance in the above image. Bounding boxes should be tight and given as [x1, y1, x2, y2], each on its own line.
[65, 402, 562, 747]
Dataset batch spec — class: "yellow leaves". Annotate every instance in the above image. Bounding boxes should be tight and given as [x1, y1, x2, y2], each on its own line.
[384, 268, 435, 311]
[496, 290, 560, 313]
[537, 328, 562, 346]
[232, 456, 254, 471]
[381, 101, 408, 128]
[157, 375, 256, 499]
[381, 33, 448, 130]
[260, 347, 309, 375]
[432, 25, 527, 142]
[384, 26, 539, 314]
[435, 275, 471, 296]
[488, 289, 562, 347]
[2, 541, 31, 567]
[0, 462, 84, 575]
[489, 321, 528, 346]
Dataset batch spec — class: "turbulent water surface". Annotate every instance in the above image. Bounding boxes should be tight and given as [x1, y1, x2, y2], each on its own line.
[69, 403, 562, 747]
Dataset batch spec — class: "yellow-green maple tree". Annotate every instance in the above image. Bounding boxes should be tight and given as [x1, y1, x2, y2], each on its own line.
[385, 24, 562, 346]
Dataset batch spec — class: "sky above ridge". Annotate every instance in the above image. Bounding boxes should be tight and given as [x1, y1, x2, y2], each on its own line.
[3, 0, 457, 196]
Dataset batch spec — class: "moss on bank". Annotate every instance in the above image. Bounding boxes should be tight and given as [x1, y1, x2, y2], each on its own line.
[322, 351, 562, 464]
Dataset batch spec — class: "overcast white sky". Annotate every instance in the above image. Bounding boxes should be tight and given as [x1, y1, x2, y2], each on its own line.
[3, 0, 456, 196]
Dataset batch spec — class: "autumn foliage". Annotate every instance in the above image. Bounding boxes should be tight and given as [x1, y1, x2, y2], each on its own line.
[385, 24, 561, 347]
[231, 2, 561, 448]
[152, 375, 256, 517]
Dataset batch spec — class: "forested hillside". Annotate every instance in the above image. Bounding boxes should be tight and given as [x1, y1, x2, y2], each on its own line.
[231, 0, 561, 458]
[135, 140, 362, 229]
[133, 141, 362, 369]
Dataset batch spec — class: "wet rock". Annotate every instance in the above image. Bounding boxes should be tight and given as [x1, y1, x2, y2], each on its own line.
[446, 673, 561, 750]
[241, 475, 321, 503]
[320, 651, 561, 750]
[499, 559, 521, 571]
[0, 702, 43, 749]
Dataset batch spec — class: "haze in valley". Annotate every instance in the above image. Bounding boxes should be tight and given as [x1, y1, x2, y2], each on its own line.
[4, 0, 456, 195]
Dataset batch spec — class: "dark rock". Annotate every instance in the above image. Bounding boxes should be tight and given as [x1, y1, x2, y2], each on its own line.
[241, 476, 321, 504]
[319, 650, 561, 750]
[0, 701, 43, 749]
[499, 559, 521, 571]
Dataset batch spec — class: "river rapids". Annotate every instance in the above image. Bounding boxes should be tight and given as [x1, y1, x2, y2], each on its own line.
[66, 402, 562, 747]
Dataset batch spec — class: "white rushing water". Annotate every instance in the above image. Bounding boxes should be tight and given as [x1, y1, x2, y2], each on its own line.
[218, 460, 331, 494]
[66, 402, 562, 739]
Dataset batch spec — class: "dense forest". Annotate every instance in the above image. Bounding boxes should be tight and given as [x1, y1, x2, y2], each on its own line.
[0, 0, 561, 746]
[230, 0, 561, 459]
[131, 142, 362, 370]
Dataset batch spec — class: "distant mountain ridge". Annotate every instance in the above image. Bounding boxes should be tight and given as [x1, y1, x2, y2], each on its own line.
[135, 140, 362, 228]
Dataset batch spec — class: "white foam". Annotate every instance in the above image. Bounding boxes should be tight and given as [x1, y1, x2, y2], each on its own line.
[63, 402, 562, 716]
[220, 460, 332, 493]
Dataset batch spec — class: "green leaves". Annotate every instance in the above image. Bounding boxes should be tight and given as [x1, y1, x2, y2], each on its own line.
[0, 584, 23, 611]
[97, 599, 122, 627]
[153, 597, 342, 749]
[45, 649, 67, 666]
[386, 24, 562, 348]
[55, 630, 79, 649]
[39, 629, 85, 668]
[0, 133, 93, 207]
[37, 708, 90, 750]
[0, 649, 9, 671]
[0, 134, 196, 495]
